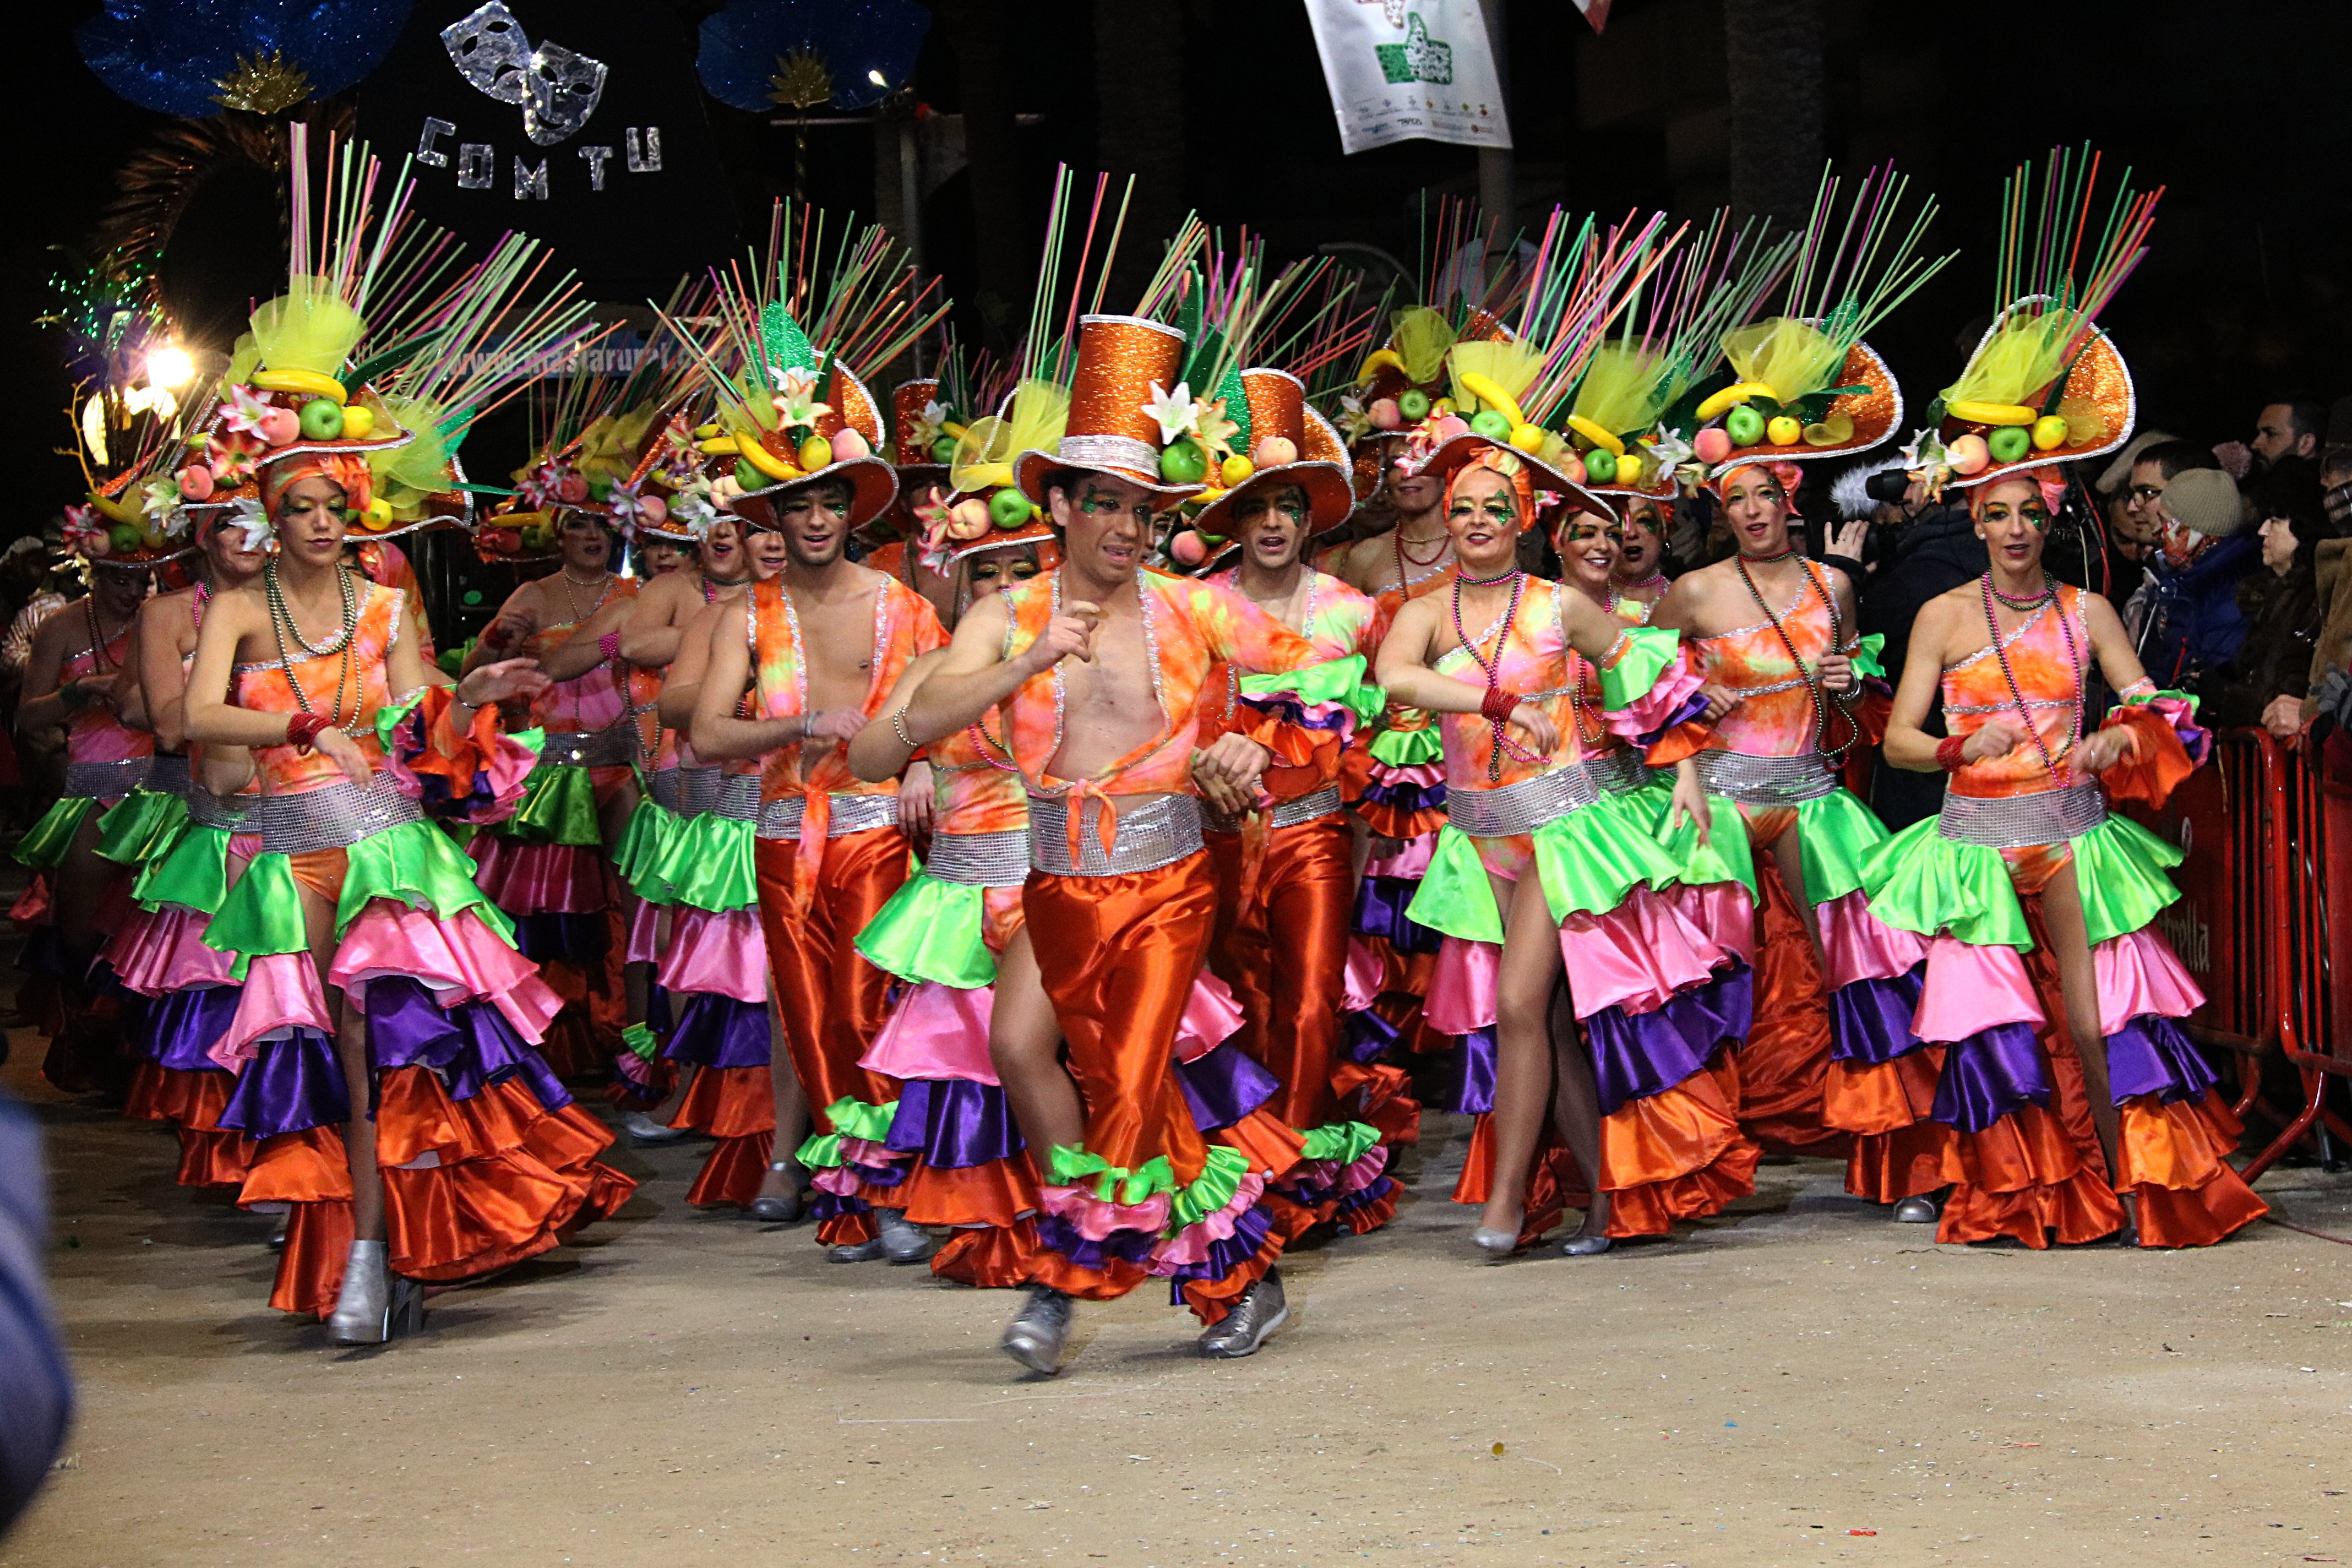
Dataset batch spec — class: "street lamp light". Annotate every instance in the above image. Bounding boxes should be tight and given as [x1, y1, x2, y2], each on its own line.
[146, 344, 195, 389]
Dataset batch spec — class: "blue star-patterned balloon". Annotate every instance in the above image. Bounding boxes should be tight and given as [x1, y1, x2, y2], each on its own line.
[78, 0, 416, 118]
[696, 0, 929, 113]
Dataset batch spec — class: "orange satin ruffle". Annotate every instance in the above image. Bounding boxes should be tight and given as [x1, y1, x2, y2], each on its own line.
[1832, 1049, 1959, 1203]
[2119, 1091, 2267, 1246]
[246, 1128, 355, 1318]
[897, 1156, 1036, 1231]
[931, 1217, 1038, 1290]
[675, 1065, 776, 1209]
[1452, 1120, 1592, 1247]
[140, 1067, 255, 1190]
[1597, 1061, 1760, 1238]
[1733, 855, 1847, 1158]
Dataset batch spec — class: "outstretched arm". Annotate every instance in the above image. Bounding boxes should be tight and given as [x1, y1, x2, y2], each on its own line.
[533, 596, 631, 683]
[900, 595, 1079, 747]
[689, 604, 852, 760]
[1372, 595, 1559, 753]
[849, 650, 942, 783]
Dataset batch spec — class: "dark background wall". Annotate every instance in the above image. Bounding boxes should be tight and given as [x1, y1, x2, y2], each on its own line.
[11, 0, 2351, 533]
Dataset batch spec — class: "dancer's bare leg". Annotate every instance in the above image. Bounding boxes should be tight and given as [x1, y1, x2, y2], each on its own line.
[1547, 979, 1610, 1240]
[990, 929, 1084, 1160]
[756, 989, 813, 1203]
[1479, 867, 1565, 1239]
[2041, 860, 2137, 1236]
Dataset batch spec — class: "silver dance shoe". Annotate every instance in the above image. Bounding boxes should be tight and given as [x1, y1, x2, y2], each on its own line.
[1001, 1287, 1074, 1374]
[1196, 1268, 1289, 1359]
[326, 1240, 423, 1346]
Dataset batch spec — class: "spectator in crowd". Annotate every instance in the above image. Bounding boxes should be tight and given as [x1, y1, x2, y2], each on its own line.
[2297, 447, 2352, 737]
[2092, 430, 2176, 611]
[2203, 458, 2326, 735]
[2215, 396, 2326, 481]
[2126, 444, 2258, 686]
[0, 1093, 72, 1534]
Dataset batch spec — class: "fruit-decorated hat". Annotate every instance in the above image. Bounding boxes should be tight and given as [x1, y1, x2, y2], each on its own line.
[1012, 313, 1201, 504]
[891, 377, 949, 478]
[51, 273, 209, 569]
[1182, 370, 1355, 569]
[477, 401, 678, 563]
[671, 203, 947, 535]
[1688, 166, 1951, 481]
[1382, 204, 1696, 522]
[1908, 148, 2159, 496]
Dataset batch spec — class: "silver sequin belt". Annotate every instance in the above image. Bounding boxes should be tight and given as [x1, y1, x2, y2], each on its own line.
[715, 771, 763, 822]
[1446, 765, 1599, 839]
[1695, 748, 1842, 806]
[536, 723, 639, 770]
[188, 790, 253, 830]
[679, 765, 724, 816]
[64, 756, 153, 800]
[251, 775, 424, 854]
[923, 828, 1032, 888]
[1027, 792, 1205, 878]
[1270, 784, 1344, 830]
[1585, 749, 1649, 796]
[755, 791, 901, 841]
[648, 767, 682, 813]
[145, 754, 192, 797]
[1936, 784, 2109, 850]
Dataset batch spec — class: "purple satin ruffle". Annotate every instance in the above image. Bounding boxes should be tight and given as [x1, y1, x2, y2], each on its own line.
[1353, 876, 1444, 952]
[363, 976, 572, 1110]
[1344, 1005, 1400, 1064]
[1582, 966, 1751, 1117]
[1447, 1025, 1499, 1116]
[145, 984, 241, 1073]
[1930, 1021, 2049, 1133]
[1036, 1211, 1160, 1270]
[1160, 1201, 1279, 1300]
[1238, 692, 1355, 735]
[884, 1079, 1023, 1168]
[662, 993, 771, 1070]
[1178, 1042, 1281, 1132]
[1634, 689, 1710, 749]
[508, 911, 610, 965]
[1357, 777, 1445, 815]
[1829, 964, 1928, 1066]
[2105, 1014, 2220, 1105]
[219, 1030, 350, 1139]
[645, 984, 674, 1035]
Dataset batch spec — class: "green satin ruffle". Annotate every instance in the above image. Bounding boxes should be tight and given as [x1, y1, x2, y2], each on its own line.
[1240, 654, 1386, 726]
[133, 824, 234, 915]
[14, 796, 99, 871]
[1859, 819, 2032, 949]
[1849, 631, 1887, 682]
[1297, 1120, 1382, 1166]
[202, 852, 308, 966]
[1531, 789, 1684, 922]
[337, 818, 518, 940]
[1048, 1143, 1179, 1207]
[650, 809, 758, 913]
[2071, 812, 2185, 948]
[797, 1096, 903, 1170]
[1790, 787, 1893, 907]
[505, 763, 603, 847]
[1647, 786, 1758, 900]
[613, 796, 678, 903]
[94, 788, 189, 869]
[1404, 825, 1505, 943]
[1597, 624, 1680, 710]
[1368, 723, 1442, 769]
[854, 871, 994, 988]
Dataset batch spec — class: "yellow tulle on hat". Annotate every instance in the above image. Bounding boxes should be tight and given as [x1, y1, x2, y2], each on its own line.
[1722, 317, 1845, 405]
[1570, 342, 1683, 439]
[368, 394, 454, 510]
[237, 276, 366, 382]
[1941, 306, 2085, 410]
[1390, 306, 1458, 386]
[1447, 337, 1545, 415]
[949, 378, 1069, 495]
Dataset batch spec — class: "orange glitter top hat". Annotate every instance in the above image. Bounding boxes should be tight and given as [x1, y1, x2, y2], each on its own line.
[1012, 314, 1201, 504]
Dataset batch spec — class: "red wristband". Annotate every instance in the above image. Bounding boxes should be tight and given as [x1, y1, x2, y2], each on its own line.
[597, 631, 622, 661]
[1480, 687, 1519, 725]
[286, 713, 329, 753]
[1935, 733, 1968, 772]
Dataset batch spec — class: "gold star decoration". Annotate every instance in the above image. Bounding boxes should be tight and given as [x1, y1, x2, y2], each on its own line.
[210, 50, 313, 116]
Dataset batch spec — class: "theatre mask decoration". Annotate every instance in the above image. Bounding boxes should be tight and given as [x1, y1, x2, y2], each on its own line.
[440, 2, 608, 146]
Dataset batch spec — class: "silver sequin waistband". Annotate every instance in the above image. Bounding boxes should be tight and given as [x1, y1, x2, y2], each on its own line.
[1695, 748, 1842, 806]
[680, 765, 724, 816]
[251, 775, 424, 854]
[649, 767, 682, 812]
[1936, 784, 2109, 850]
[923, 828, 1033, 888]
[715, 771, 763, 822]
[1447, 765, 1599, 839]
[1585, 749, 1649, 796]
[536, 723, 638, 770]
[65, 756, 153, 800]
[1270, 784, 1345, 831]
[188, 790, 253, 830]
[145, 754, 192, 797]
[756, 790, 901, 841]
[1027, 793, 1205, 877]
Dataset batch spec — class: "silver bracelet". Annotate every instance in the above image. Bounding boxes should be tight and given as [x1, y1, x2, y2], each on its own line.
[891, 709, 916, 750]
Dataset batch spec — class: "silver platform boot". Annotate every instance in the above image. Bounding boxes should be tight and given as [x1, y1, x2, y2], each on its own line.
[1196, 1268, 1289, 1359]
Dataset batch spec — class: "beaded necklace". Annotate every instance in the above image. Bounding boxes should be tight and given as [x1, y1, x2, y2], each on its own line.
[1734, 552, 1853, 760]
[1979, 571, 2082, 783]
[1449, 568, 1542, 781]
[264, 557, 360, 734]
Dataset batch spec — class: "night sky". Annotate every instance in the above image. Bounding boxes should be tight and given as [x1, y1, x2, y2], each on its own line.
[10, 0, 2351, 530]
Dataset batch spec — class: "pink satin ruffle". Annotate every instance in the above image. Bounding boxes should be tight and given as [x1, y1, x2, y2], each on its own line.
[1602, 652, 1706, 740]
[331, 905, 563, 1043]
[1039, 1180, 1172, 1241]
[469, 836, 607, 913]
[862, 980, 998, 1084]
[625, 899, 662, 966]
[1667, 881, 1756, 968]
[1911, 935, 2042, 1044]
[1341, 935, 1384, 1014]
[105, 904, 239, 997]
[1176, 971, 1245, 1064]
[1558, 885, 1728, 1019]
[1147, 1171, 1271, 1270]
[2094, 925, 2206, 1037]
[1817, 889, 1927, 992]
[1364, 831, 1437, 880]
[215, 952, 334, 1069]
[1425, 936, 1499, 1036]
[654, 907, 769, 1005]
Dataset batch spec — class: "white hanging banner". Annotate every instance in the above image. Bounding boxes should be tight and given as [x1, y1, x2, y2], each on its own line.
[1302, 0, 1513, 156]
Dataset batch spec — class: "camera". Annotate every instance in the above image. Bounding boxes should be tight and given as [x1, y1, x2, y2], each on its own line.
[1863, 468, 1912, 504]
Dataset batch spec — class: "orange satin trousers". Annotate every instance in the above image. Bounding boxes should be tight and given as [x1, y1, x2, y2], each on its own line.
[1206, 815, 1353, 1132]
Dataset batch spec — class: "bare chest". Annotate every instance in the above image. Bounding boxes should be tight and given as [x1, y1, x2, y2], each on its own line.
[793, 590, 879, 712]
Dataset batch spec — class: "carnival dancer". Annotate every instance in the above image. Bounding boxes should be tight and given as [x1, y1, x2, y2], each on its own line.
[1190, 367, 1410, 1237]
[1379, 436, 1740, 1253]
[685, 235, 950, 1262]
[181, 133, 625, 1343]
[15, 522, 166, 1095]
[856, 369, 972, 624]
[106, 507, 266, 1194]
[1870, 471, 2265, 1245]
[1609, 498, 1675, 616]
[1651, 167, 1952, 1200]
[846, 519, 1061, 1288]
[902, 307, 1343, 1371]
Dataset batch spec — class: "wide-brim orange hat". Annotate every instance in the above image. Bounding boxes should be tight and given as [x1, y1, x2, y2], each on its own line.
[1416, 431, 1610, 521]
[729, 456, 901, 533]
[726, 363, 900, 530]
[1189, 371, 1358, 538]
[948, 516, 1060, 568]
[1702, 337, 1902, 478]
[891, 376, 949, 479]
[1945, 295, 2135, 492]
[1014, 315, 1204, 504]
